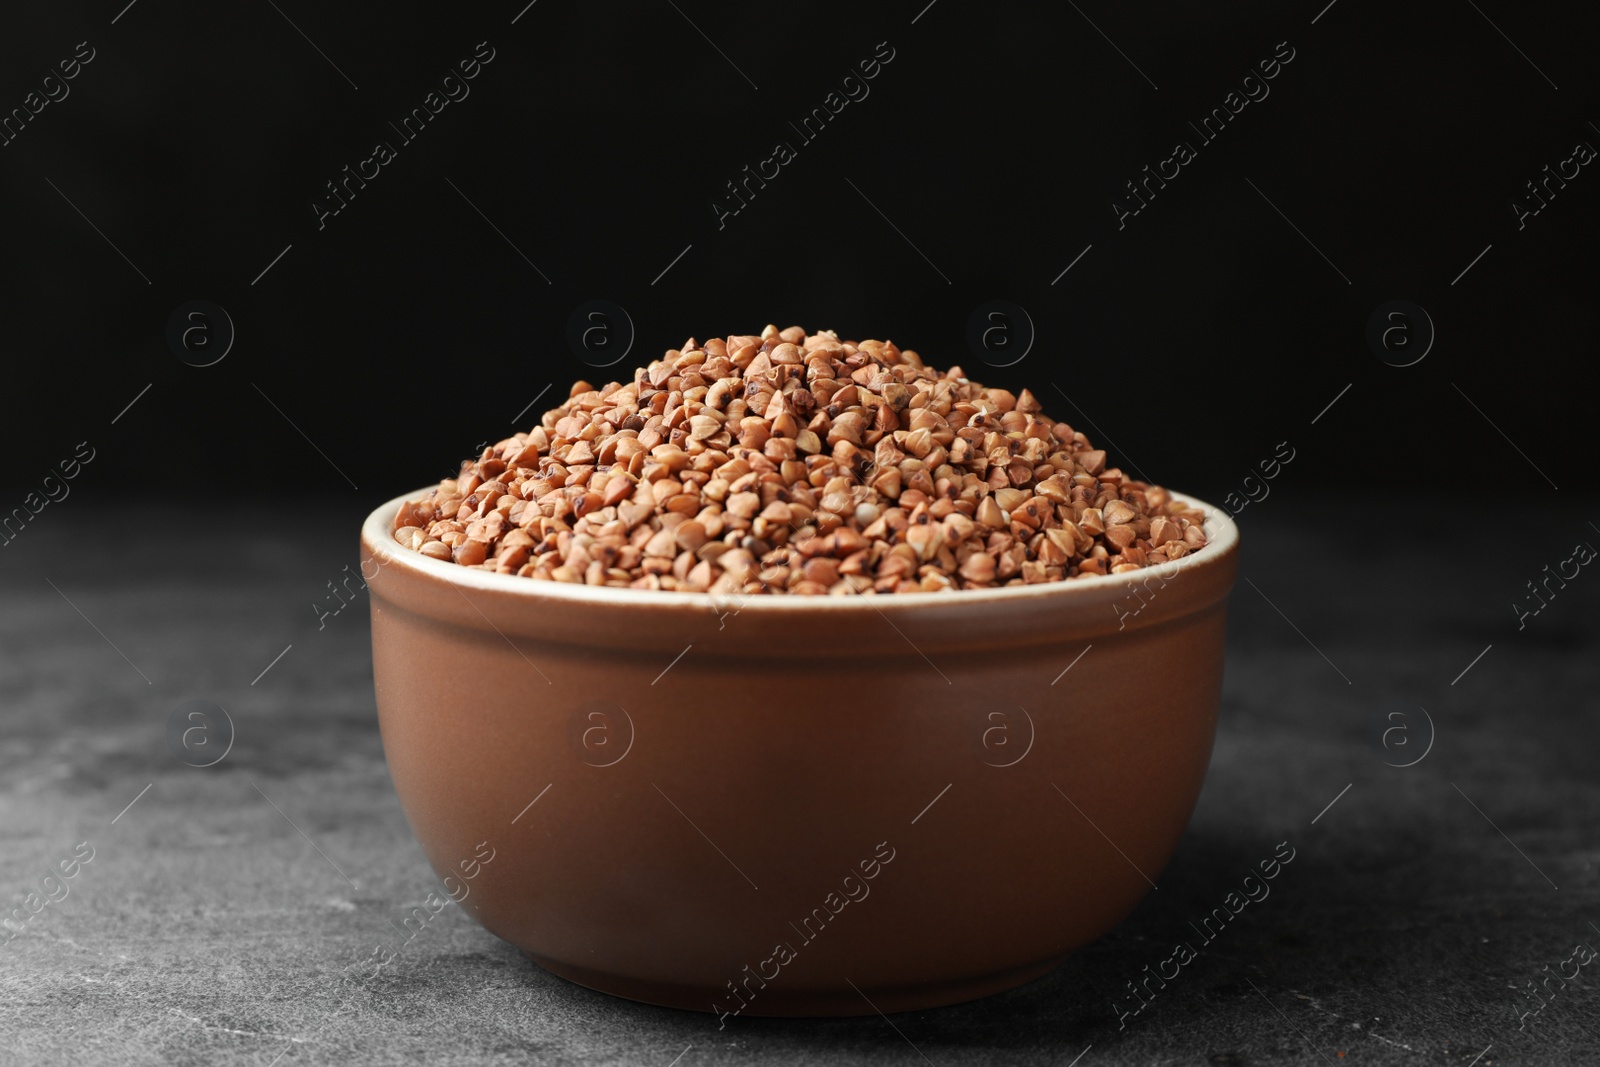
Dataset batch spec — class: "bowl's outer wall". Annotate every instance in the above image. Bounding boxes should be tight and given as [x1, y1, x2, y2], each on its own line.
[362, 494, 1237, 1016]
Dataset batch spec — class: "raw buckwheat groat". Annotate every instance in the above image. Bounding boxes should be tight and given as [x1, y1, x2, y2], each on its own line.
[391, 325, 1208, 594]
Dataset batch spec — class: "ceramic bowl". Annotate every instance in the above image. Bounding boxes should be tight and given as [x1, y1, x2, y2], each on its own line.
[361, 489, 1238, 1017]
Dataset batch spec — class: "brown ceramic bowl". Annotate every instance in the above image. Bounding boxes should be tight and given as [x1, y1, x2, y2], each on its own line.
[361, 489, 1239, 1018]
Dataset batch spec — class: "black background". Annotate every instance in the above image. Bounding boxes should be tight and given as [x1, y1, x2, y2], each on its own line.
[4, 6, 1599, 1062]
[0, 0, 1592, 505]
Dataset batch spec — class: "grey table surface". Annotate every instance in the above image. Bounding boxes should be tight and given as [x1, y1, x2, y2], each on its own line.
[1, 494, 1596, 1067]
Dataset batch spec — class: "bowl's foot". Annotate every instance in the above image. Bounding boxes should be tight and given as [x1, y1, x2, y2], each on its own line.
[523, 951, 1066, 1017]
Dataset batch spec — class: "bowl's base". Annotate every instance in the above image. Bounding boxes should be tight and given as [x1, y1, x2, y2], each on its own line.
[523, 951, 1067, 1018]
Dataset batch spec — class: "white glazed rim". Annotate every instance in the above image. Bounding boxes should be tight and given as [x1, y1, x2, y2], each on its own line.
[362, 486, 1239, 611]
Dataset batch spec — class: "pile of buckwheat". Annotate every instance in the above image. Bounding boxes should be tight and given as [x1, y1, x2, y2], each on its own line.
[391, 325, 1208, 595]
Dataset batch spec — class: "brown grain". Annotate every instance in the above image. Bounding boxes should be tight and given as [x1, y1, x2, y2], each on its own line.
[392, 326, 1208, 593]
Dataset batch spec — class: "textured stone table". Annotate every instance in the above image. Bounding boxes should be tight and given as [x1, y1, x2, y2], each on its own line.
[2, 495, 1595, 1066]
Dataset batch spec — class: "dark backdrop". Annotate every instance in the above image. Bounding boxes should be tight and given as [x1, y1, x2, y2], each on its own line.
[0, 0, 1592, 505]
[3, 7, 1598, 1062]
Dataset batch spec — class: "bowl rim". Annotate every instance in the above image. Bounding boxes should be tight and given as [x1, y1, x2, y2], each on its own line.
[362, 485, 1238, 612]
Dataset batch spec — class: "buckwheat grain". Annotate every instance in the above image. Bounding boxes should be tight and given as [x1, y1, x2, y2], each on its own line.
[391, 326, 1209, 594]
